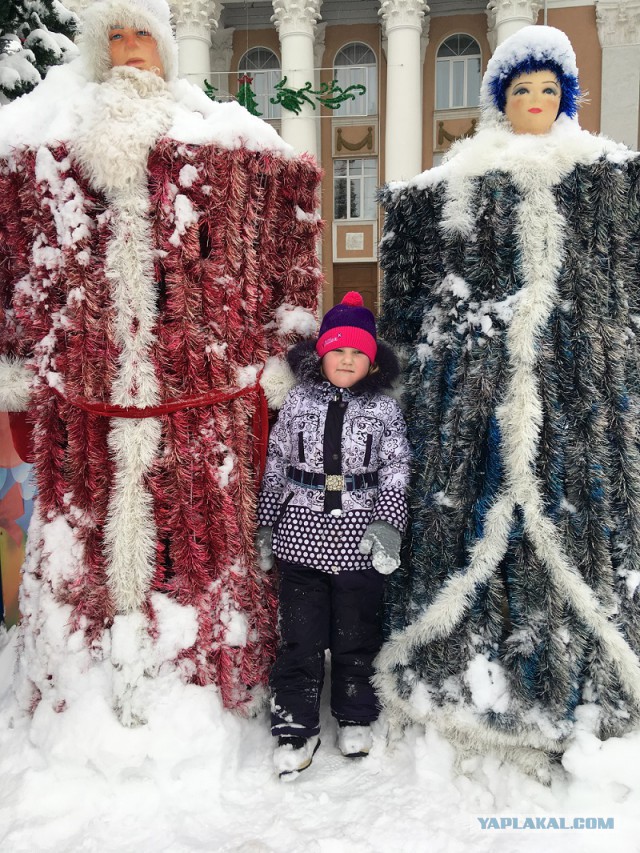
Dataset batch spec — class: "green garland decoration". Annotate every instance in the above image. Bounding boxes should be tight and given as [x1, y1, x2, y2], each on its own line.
[202, 75, 366, 117]
[236, 74, 262, 116]
[270, 77, 366, 115]
[203, 80, 218, 99]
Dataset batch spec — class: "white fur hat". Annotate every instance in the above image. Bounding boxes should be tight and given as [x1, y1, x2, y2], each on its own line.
[479, 26, 580, 127]
[78, 0, 179, 82]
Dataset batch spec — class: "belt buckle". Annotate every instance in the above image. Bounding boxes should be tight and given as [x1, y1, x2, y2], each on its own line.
[325, 474, 344, 492]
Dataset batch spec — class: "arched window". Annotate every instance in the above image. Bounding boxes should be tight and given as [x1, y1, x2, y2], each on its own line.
[435, 34, 481, 110]
[334, 42, 377, 116]
[238, 47, 281, 119]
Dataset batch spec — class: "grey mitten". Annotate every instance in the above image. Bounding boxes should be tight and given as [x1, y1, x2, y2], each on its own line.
[255, 526, 274, 571]
[358, 521, 401, 575]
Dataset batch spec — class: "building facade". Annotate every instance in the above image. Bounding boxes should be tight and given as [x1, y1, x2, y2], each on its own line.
[67, 0, 640, 314]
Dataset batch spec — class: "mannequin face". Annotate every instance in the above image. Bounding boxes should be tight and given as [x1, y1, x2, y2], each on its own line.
[504, 70, 561, 135]
[108, 27, 164, 77]
[322, 348, 371, 389]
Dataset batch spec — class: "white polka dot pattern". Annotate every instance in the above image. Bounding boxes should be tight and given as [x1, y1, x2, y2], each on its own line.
[257, 379, 411, 574]
[272, 507, 374, 573]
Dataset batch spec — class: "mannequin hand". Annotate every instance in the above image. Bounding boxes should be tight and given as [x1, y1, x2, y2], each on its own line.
[358, 521, 401, 575]
[255, 526, 274, 571]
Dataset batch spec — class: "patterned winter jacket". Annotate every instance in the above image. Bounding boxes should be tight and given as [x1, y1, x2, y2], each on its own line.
[258, 340, 410, 573]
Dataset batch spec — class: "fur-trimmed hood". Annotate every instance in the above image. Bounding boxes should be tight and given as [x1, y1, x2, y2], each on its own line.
[286, 338, 401, 395]
[78, 0, 179, 83]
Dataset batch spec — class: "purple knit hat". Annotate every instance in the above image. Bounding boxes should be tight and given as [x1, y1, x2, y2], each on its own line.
[316, 291, 377, 363]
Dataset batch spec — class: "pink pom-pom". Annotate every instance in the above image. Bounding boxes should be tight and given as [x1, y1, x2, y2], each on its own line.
[341, 291, 364, 307]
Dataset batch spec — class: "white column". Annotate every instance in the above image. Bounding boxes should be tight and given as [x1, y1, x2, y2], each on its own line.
[271, 0, 323, 158]
[486, 0, 543, 49]
[380, 0, 429, 182]
[210, 26, 235, 74]
[314, 21, 327, 158]
[209, 26, 235, 97]
[596, 0, 640, 148]
[171, 0, 220, 88]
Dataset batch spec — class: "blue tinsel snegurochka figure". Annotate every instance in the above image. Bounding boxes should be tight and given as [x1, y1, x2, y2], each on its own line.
[256, 292, 411, 779]
[376, 25, 640, 781]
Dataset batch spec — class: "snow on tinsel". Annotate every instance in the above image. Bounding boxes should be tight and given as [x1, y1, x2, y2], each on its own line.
[376, 117, 640, 776]
[0, 61, 322, 725]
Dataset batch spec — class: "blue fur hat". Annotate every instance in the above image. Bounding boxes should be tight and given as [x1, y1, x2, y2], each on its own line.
[481, 26, 581, 122]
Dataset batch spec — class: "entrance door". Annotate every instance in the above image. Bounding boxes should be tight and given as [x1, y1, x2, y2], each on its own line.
[332, 262, 379, 316]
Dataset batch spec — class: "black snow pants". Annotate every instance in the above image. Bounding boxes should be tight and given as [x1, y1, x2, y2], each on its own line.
[270, 560, 385, 738]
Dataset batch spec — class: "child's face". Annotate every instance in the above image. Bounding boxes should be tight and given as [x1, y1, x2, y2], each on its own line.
[322, 347, 371, 389]
[109, 27, 164, 77]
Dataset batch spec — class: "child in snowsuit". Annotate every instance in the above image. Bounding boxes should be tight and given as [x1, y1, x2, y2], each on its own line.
[256, 292, 410, 779]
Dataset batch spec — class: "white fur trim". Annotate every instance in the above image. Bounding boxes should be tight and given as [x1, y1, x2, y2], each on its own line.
[508, 172, 640, 710]
[260, 356, 296, 410]
[78, 0, 178, 82]
[436, 714, 559, 782]
[394, 120, 634, 198]
[0, 356, 32, 411]
[376, 495, 514, 672]
[70, 71, 173, 614]
[374, 657, 567, 771]
[104, 419, 162, 614]
[73, 67, 174, 196]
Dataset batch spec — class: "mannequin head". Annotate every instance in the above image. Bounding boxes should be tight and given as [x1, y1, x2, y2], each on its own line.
[504, 69, 561, 135]
[79, 0, 178, 83]
[108, 27, 165, 77]
[479, 26, 581, 130]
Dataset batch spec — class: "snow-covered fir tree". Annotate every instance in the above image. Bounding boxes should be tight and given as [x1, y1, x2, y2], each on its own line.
[0, 0, 78, 104]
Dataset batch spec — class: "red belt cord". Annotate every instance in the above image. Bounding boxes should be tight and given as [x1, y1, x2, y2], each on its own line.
[52, 374, 269, 485]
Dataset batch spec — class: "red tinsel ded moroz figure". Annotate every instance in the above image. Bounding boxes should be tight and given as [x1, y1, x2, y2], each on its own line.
[0, 0, 322, 723]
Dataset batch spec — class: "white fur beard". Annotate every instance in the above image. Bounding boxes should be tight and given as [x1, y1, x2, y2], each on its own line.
[70, 67, 173, 613]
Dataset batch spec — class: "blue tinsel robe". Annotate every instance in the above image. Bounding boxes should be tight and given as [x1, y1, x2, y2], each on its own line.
[375, 115, 640, 774]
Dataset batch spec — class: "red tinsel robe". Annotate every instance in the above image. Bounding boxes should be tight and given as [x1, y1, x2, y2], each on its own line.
[0, 67, 322, 722]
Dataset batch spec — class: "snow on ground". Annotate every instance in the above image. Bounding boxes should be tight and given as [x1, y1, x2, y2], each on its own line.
[0, 630, 639, 853]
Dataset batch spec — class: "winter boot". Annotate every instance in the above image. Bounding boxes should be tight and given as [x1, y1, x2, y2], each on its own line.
[273, 735, 321, 780]
[337, 723, 372, 758]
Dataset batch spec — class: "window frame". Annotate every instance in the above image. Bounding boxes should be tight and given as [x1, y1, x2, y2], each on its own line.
[333, 157, 378, 221]
[333, 41, 377, 117]
[435, 34, 482, 111]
